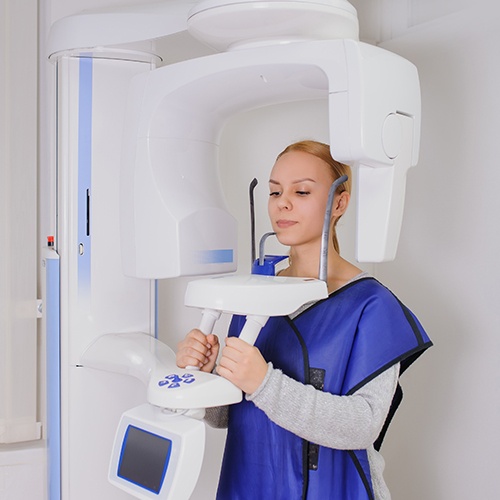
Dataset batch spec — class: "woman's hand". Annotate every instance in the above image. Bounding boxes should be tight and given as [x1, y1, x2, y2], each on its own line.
[176, 329, 220, 373]
[217, 337, 268, 395]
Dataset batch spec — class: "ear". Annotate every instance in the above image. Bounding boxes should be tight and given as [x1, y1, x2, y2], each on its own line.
[331, 191, 350, 218]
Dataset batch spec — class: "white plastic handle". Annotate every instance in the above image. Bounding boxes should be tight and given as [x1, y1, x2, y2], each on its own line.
[187, 308, 222, 370]
[199, 308, 221, 335]
[238, 315, 269, 346]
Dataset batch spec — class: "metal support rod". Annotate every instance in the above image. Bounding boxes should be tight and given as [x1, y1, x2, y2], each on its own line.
[249, 178, 258, 265]
[259, 232, 276, 265]
[319, 175, 348, 283]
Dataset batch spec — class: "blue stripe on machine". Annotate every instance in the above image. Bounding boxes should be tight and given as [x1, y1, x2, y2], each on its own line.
[78, 57, 92, 294]
[46, 255, 61, 500]
[198, 249, 234, 264]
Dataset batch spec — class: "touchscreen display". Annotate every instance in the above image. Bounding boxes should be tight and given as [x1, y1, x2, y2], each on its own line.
[118, 425, 172, 494]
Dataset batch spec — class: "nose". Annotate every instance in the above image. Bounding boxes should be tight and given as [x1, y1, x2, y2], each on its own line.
[277, 196, 291, 210]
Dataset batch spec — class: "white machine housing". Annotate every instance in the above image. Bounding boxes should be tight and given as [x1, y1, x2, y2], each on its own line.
[121, 38, 420, 278]
[109, 404, 204, 500]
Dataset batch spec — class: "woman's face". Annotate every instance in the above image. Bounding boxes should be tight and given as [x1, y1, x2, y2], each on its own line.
[268, 150, 335, 249]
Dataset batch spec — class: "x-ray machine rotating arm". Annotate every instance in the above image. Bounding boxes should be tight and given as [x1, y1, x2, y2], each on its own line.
[120, 38, 420, 280]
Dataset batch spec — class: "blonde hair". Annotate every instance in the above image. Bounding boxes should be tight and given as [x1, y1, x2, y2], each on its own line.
[276, 140, 352, 254]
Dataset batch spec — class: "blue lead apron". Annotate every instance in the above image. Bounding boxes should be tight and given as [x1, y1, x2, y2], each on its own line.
[216, 278, 432, 500]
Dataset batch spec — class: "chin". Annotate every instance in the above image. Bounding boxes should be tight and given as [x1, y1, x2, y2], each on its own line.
[274, 233, 297, 246]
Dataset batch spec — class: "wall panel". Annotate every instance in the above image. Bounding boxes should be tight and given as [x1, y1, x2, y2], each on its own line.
[0, 0, 40, 445]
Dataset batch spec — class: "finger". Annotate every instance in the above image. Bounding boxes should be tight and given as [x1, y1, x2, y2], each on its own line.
[188, 328, 211, 346]
[190, 331, 220, 357]
[222, 339, 255, 364]
[220, 345, 244, 366]
[198, 333, 218, 357]
[177, 342, 211, 368]
[218, 348, 242, 372]
[216, 358, 239, 381]
[180, 331, 211, 353]
[216, 353, 254, 391]
[216, 363, 233, 381]
[189, 345, 211, 362]
[178, 352, 206, 369]
[205, 333, 219, 350]
[224, 336, 252, 352]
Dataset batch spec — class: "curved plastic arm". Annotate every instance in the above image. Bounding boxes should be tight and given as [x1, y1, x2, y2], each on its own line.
[80, 332, 177, 386]
[80, 332, 243, 409]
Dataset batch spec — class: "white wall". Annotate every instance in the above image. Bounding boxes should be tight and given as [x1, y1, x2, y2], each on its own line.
[0, 0, 39, 442]
[0, 0, 46, 496]
[371, 5, 500, 500]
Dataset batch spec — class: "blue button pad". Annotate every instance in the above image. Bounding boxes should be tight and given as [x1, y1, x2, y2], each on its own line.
[158, 373, 196, 389]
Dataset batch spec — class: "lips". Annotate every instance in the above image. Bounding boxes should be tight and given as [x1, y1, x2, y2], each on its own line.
[276, 219, 297, 229]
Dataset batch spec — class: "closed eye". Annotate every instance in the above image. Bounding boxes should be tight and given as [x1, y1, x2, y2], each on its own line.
[269, 191, 281, 197]
[296, 191, 310, 196]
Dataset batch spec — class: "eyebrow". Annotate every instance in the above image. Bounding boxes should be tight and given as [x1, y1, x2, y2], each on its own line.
[269, 178, 316, 185]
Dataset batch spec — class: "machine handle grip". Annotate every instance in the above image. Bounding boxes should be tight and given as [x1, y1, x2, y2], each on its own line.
[187, 308, 222, 370]
[238, 315, 269, 346]
[198, 308, 221, 335]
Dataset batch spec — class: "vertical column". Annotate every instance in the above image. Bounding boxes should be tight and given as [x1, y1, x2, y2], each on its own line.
[54, 51, 158, 500]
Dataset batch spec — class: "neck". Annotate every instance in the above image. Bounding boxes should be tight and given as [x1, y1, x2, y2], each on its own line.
[288, 242, 336, 278]
[286, 243, 362, 292]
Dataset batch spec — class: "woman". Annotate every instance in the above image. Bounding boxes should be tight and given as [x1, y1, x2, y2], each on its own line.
[177, 140, 432, 499]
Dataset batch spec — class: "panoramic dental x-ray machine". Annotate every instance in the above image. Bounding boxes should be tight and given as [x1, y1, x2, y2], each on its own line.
[45, 0, 420, 499]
